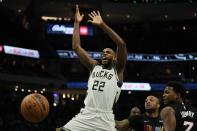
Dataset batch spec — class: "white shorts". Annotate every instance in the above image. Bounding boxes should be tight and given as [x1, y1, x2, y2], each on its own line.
[62, 107, 117, 131]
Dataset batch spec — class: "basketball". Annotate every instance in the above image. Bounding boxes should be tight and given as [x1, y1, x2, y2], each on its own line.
[20, 93, 49, 123]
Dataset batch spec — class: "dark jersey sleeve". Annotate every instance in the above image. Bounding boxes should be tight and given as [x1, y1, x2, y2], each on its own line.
[128, 115, 144, 130]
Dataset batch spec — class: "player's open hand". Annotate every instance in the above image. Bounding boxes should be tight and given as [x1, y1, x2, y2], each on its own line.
[88, 11, 103, 25]
[75, 4, 84, 23]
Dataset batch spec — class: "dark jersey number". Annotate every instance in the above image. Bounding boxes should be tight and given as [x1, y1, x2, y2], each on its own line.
[92, 80, 105, 92]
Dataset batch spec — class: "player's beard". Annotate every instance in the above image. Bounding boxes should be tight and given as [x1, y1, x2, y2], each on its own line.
[145, 108, 156, 113]
[102, 60, 113, 69]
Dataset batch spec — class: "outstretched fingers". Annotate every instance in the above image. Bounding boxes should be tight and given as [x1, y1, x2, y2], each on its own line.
[92, 11, 97, 16]
[97, 10, 100, 16]
[88, 13, 94, 19]
[90, 12, 96, 17]
[76, 4, 79, 12]
[90, 11, 98, 17]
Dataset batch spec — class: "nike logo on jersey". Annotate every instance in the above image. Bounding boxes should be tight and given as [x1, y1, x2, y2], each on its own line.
[92, 71, 113, 80]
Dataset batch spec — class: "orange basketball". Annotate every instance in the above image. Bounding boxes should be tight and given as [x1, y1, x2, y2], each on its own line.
[20, 93, 49, 123]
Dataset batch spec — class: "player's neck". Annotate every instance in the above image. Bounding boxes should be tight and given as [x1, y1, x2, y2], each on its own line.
[145, 109, 159, 118]
[173, 98, 183, 104]
[178, 98, 184, 103]
[102, 63, 113, 69]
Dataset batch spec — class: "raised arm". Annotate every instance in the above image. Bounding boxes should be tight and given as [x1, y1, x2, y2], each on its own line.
[72, 5, 98, 70]
[88, 11, 127, 80]
[160, 106, 176, 131]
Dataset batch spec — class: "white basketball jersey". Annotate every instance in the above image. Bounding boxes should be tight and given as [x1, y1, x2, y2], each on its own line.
[84, 65, 121, 111]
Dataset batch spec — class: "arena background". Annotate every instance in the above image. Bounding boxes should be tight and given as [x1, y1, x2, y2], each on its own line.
[0, 0, 197, 130]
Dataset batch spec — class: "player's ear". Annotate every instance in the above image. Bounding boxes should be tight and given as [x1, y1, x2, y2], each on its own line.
[177, 93, 181, 100]
[157, 103, 160, 109]
[113, 57, 116, 63]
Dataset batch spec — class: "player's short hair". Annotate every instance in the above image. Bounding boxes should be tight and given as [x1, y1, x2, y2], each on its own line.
[166, 81, 185, 99]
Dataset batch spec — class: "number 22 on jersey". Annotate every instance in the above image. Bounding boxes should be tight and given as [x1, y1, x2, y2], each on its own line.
[92, 80, 106, 92]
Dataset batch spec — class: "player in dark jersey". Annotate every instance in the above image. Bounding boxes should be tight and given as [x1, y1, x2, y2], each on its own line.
[161, 81, 197, 131]
[116, 95, 164, 131]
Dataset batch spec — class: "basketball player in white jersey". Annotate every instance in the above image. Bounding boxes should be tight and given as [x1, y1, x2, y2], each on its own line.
[60, 4, 127, 131]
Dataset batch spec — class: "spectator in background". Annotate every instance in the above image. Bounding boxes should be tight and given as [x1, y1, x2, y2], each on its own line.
[130, 106, 142, 117]
[126, 106, 142, 131]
